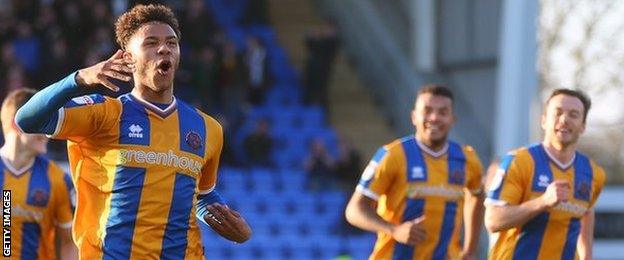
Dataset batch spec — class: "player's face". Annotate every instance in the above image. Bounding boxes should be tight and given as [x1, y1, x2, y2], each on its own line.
[412, 93, 455, 147]
[541, 94, 586, 147]
[19, 133, 48, 155]
[126, 22, 180, 93]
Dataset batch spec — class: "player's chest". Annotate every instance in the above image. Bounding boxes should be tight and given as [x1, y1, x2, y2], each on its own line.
[526, 170, 593, 218]
[3, 175, 52, 223]
[402, 160, 466, 201]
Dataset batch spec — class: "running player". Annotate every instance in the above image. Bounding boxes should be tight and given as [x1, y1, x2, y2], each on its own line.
[485, 89, 606, 259]
[345, 84, 484, 259]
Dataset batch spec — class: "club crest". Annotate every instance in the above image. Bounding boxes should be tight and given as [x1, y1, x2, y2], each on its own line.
[185, 131, 203, 150]
[29, 189, 49, 207]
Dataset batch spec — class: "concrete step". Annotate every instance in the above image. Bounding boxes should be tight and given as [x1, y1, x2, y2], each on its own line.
[269, 0, 395, 161]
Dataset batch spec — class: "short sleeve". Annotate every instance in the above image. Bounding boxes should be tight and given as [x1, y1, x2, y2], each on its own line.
[356, 147, 399, 201]
[51, 164, 74, 229]
[485, 154, 527, 206]
[197, 117, 223, 194]
[589, 163, 606, 208]
[51, 94, 114, 142]
[464, 146, 484, 195]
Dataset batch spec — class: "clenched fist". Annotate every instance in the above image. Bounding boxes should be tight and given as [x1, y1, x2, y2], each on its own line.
[391, 215, 426, 245]
[540, 180, 570, 208]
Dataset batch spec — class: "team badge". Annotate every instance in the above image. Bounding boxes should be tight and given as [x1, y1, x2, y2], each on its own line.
[578, 181, 590, 199]
[450, 169, 464, 184]
[186, 131, 203, 150]
[29, 189, 49, 207]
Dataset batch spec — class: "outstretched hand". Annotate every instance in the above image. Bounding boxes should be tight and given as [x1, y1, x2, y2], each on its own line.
[75, 50, 135, 92]
[204, 204, 252, 243]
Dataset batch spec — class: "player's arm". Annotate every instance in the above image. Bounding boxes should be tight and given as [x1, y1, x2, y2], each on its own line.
[577, 166, 605, 260]
[15, 50, 132, 134]
[461, 150, 485, 260]
[345, 191, 426, 245]
[196, 119, 251, 243]
[485, 180, 570, 232]
[195, 189, 251, 243]
[345, 147, 426, 245]
[57, 227, 77, 260]
[576, 208, 594, 260]
[485, 153, 574, 233]
[484, 154, 554, 233]
[462, 192, 483, 259]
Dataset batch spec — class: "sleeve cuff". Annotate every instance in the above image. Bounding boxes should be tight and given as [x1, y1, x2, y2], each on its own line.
[470, 187, 484, 196]
[198, 185, 216, 195]
[46, 108, 64, 139]
[57, 221, 72, 229]
[356, 185, 380, 201]
[484, 198, 509, 207]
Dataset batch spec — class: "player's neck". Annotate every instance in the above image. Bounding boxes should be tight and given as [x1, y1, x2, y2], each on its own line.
[131, 85, 173, 104]
[542, 140, 576, 166]
[0, 139, 37, 171]
[415, 135, 447, 153]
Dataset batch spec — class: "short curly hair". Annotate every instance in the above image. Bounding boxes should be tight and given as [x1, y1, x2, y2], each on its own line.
[114, 4, 181, 50]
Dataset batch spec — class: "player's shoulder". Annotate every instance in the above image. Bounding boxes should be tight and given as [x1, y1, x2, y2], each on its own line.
[34, 156, 67, 181]
[504, 145, 534, 161]
[453, 141, 479, 157]
[585, 155, 607, 183]
[176, 99, 223, 132]
[383, 137, 409, 153]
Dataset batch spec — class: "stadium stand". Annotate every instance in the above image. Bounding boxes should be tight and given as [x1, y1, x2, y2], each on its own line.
[199, 0, 375, 259]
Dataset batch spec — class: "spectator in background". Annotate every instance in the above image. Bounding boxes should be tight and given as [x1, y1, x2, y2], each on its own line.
[5, 64, 29, 92]
[41, 38, 72, 85]
[219, 40, 246, 125]
[59, 1, 82, 49]
[334, 136, 362, 192]
[215, 114, 239, 167]
[180, 0, 218, 51]
[241, 0, 269, 26]
[190, 45, 220, 113]
[304, 138, 336, 190]
[12, 22, 40, 73]
[243, 119, 274, 168]
[244, 36, 269, 105]
[303, 19, 339, 114]
[0, 42, 18, 99]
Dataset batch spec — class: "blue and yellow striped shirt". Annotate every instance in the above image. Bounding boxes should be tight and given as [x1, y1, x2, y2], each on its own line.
[485, 143, 606, 259]
[0, 155, 74, 259]
[356, 136, 483, 259]
[51, 93, 223, 259]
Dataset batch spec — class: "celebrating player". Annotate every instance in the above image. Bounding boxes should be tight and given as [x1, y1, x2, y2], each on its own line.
[484, 89, 605, 259]
[0, 89, 77, 259]
[15, 4, 250, 259]
[345, 85, 484, 259]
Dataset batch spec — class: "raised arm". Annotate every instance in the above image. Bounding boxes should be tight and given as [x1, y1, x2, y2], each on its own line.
[15, 50, 133, 134]
[485, 180, 570, 232]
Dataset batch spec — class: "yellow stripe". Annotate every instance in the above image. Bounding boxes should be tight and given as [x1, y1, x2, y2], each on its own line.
[128, 169, 175, 258]
[128, 110, 181, 258]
